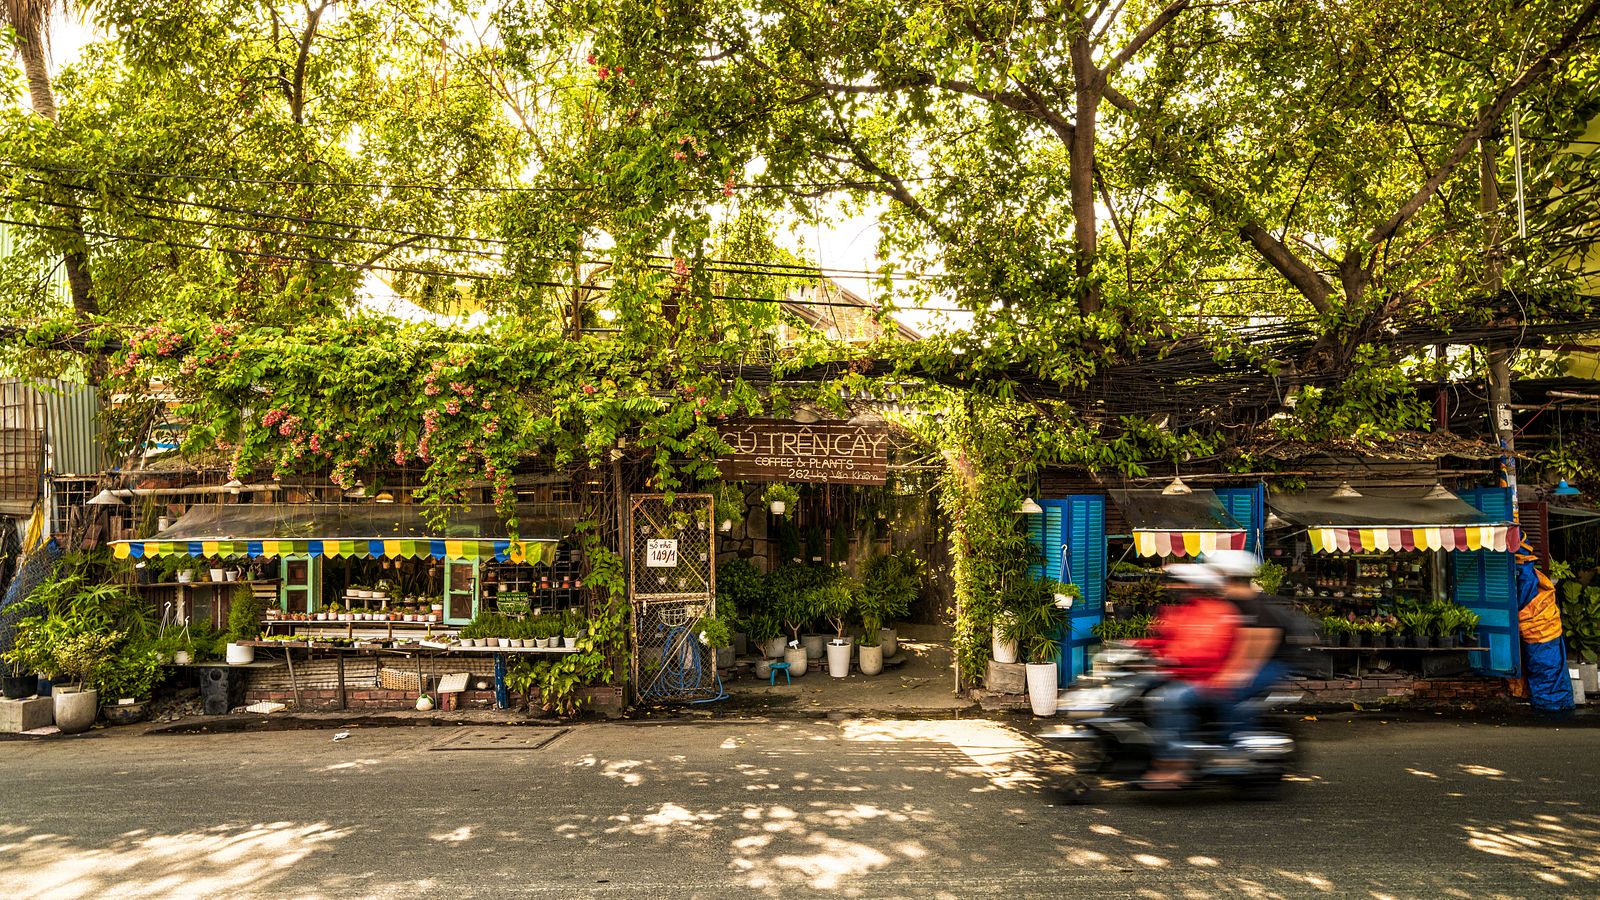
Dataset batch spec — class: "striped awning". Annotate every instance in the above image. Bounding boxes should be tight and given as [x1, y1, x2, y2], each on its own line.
[112, 537, 557, 564]
[1134, 530, 1247, 558]
[108, 502, 563, 565]
[1307, 525, 1519, 555]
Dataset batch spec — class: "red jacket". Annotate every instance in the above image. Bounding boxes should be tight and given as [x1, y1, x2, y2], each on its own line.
[1145, 596, 1241, 688]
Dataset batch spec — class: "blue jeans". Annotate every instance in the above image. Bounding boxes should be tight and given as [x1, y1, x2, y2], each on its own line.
[1218, 661, 1288, 740]
[1149, 678, 1205, 763]
[1151, 662, 1287, 761]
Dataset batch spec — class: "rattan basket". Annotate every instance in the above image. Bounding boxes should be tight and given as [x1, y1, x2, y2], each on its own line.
[379, 668, 423, 692]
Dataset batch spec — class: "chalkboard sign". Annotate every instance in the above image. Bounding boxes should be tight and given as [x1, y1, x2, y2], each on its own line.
[715, 421, 889, 485]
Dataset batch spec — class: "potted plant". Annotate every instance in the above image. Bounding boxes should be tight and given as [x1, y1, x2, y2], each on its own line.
[1395, 604, 1431, 648]
[769, 566, 825, 676]
[762, 483, 799, 518]
[225, 585, 263, 665]
[814, 578, 860, 678]
[94, 641, 163, 725]
[49, 629, 121, 733]
[1557, 580, 1597, 691]
[1007, 578, 1072, 716]
[745, 609, 785, 659]
[713, 482, 747, 534]
[861, 551, 918, 658]
[856, 614, 885, 676]
[696, 616, 735, 669]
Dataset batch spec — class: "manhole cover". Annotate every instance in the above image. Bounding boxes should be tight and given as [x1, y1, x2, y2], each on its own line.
[430, 728, 569, 751]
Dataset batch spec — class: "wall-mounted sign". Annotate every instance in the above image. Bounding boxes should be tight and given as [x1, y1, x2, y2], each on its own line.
[645, 539, 679, 568]
[715, 420, 889, 485]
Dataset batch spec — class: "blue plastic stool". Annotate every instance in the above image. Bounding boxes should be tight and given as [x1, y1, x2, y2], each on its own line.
[768, 661, 791, 685]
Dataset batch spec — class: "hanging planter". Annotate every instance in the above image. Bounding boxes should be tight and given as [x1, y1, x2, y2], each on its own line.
[762, 484, 799, 518]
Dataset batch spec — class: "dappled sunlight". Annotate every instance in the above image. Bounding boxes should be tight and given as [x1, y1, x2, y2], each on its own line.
[428, 826, 473, 843]
[1461, 810, 1600, 883]
[1, 821, 351, 900]
[1456, 763, 1509, 779]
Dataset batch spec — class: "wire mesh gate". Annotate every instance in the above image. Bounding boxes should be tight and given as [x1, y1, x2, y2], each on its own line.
[628, 493, 722, 703]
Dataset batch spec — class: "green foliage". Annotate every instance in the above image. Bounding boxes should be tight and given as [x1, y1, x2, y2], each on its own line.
[1002, 577, 1074, 665]
[92, 642, 164, 701]
[226, 585, 263, 642]
[766, 565, 830, 640]
[742, 609, 782, 644]
[715, 558, 767, 620]
[809, 577, 861, 639]
[460, 612, 517, 640]
[860, 550, 920, 626]
[1092, 615, 1154, 642]
[1558, 581, 1600, 662]
[1256, 561, 1288, 596]
[712, 482, 747, 527]
[693, 616, 734, 650]
[760, 484, 800, 518]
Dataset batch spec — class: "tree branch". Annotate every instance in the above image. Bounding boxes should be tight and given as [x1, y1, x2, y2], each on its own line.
[1364, 0, 1600, 246]
[1101, 0, 1194, 85]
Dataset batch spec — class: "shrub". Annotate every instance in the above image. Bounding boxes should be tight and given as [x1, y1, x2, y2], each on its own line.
[226, 586, 264, 641]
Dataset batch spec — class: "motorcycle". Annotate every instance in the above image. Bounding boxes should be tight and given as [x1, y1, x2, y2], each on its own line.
[1037, 644, 1304, 802]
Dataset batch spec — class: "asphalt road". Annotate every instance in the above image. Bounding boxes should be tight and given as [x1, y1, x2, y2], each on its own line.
[1, 714, 1596, 898]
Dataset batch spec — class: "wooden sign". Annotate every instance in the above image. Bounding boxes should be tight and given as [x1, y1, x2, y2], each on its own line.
[715, 421, 889, 484]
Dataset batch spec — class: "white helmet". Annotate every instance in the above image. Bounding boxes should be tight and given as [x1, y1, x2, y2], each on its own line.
[1206, 549, 1261, 580]
[1165, 562, 1222, 590]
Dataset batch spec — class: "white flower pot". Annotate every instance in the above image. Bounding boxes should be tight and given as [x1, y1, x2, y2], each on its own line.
[226, 643, 255, 665]
[1026, 663, 1059, 717]
[176, 571, 193, 584]
[880, 628, 898, 658]
[763, 637, 788, 658]
[783, 646, 808, 677]
[992, 624, 1019, 665]
[769, 500, 785, 516]
[858, 644, 884, 675]
[209, 568, 226, 583]
[173, 651, 191, 665]
[224, 570, 240, 582]
[54, 688, 99, 734]
[563, 637, 577, 649]
[826, 641, 852, 678]
[801, 634, 827, 659]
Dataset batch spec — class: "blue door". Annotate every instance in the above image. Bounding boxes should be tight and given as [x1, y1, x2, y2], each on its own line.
[1215, 483, 1266, 556]
[1027, 495, 1106, 685]
[1453, 488, 1521, 677]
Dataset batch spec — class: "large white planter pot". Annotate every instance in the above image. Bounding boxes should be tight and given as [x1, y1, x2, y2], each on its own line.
[992, 624, 1019, 665]
[801, 634, 827, 659]
[880, 628, 898, 658]
[826, 641, 852, 678]
[226, 643, 255, 665]
[858, 644, 884, 676]
[1571, 669, 1588, 706]
[54, 688, 99, 734]
[1026, 663, 1059, 717]
[763, 637, 788, 659]
[783, 646, 808, 677]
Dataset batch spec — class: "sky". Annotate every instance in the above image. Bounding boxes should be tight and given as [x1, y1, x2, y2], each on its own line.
[38, 15, 966, 336]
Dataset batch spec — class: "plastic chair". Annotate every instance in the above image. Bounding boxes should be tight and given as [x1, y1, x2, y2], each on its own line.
[768, 661, 791, 685]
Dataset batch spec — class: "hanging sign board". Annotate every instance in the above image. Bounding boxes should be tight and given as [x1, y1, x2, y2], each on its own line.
[645, 539, 679, 568]
[715, 420, 889, 484]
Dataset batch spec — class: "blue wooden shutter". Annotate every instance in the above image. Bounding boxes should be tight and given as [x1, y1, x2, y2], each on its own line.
[1215, 483, 1266, 555]
[1025, 504, 1064, 581]
[1453, 487, 1520, 677]
[1049, 496, 1106, 685]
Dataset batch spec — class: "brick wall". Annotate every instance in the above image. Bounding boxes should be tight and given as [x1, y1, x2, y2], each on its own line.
[240, 684, 626, 716]
[1293, 675, 1508, 705]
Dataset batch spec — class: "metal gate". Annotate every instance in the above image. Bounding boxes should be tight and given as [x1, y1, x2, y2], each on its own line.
[628, 494, 721, 703]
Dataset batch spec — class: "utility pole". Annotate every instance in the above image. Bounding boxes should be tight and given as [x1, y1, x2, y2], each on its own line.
[1481, 136, 1518, 518]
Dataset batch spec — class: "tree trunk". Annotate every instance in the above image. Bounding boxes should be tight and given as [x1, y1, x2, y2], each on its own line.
[13, 31, 102, 381]
[1069, 36, 1101, 316]
[1481, 137, 1518, 508]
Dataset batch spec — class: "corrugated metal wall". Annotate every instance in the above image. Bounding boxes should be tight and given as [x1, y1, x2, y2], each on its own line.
[37, 379, 104, 476]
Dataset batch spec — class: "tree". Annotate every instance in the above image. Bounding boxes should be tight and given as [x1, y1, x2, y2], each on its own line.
[3, 0, 98, 341]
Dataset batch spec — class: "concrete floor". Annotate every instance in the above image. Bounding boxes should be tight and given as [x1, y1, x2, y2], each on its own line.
[721, 623, 973, 715]
[2, 714, 1597, 897]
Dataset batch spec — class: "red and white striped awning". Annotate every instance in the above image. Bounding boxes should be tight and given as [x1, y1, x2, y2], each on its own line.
[1134, 530, 1247, 558]
[1307, 525, 1520, 554]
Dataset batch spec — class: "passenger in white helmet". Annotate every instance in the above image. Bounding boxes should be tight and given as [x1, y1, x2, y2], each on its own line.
[1141, 561, 1244, 788]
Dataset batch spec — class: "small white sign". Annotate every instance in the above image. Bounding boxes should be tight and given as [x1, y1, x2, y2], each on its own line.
[646, 539, 679, 568]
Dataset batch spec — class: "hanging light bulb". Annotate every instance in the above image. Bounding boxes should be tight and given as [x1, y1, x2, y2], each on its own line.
[1331, 482, 1362, 498]
[1161, 476, 1192, 496]
[1553, 479, 1581, 497]
[223, 478, 245, 494]
[87, 488, 124, 506]
[1017, 498, 1044, 514]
